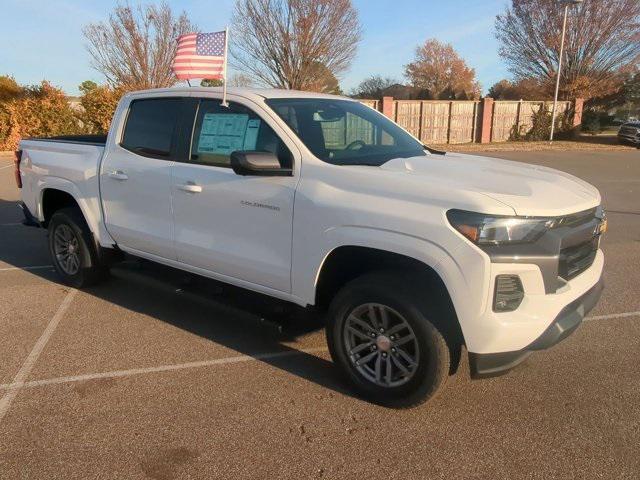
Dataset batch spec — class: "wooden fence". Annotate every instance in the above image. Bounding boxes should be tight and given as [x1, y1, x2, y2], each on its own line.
[357, 97, 581, 144]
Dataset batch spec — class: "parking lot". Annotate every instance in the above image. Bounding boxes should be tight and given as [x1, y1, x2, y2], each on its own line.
[0, 149, 639, 479]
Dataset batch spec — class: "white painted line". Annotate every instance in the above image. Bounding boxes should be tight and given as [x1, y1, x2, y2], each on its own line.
[0, 311, 636, 395]
[586, 311, 640, 321]
[0, 265, 54, 272]
[0, 164, 14, 171]
[0, 346, 328, 392]
[0, 289, 77, 423]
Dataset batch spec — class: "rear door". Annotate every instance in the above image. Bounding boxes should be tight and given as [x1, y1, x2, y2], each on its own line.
[100, 97, 185, 259]
[170, 96, 299, 293]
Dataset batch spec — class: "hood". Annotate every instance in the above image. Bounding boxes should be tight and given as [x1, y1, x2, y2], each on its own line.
[379, 152, 600, 217]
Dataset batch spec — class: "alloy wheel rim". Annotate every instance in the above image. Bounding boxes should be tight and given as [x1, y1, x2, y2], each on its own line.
[343, 303, 420, 388]
[53, 224, 81, 275]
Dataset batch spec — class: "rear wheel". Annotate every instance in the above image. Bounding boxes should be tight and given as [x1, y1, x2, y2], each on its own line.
[48, 208, 108, 288]
[326, 271, 452, 408]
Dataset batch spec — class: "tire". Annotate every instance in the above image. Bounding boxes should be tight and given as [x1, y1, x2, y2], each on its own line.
[326, 271, 453, 408]
[48, 207, 109, 288]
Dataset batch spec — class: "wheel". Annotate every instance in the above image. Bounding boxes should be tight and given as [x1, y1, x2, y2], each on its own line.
[48, 207, 108, 288]
[326, 271, 452, 408]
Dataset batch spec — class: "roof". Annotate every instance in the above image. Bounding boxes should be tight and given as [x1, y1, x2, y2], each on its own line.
[125, 86, 353, 102]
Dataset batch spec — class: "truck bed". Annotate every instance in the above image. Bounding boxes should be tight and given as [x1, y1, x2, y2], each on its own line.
[19, 136, 107, 243]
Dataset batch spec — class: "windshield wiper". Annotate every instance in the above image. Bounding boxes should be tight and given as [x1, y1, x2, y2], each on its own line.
[424, 145, 446, 155]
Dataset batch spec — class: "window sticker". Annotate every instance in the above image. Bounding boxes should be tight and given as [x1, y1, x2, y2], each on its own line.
[197, 113, 250, 155]
[243, 118, 260, 150]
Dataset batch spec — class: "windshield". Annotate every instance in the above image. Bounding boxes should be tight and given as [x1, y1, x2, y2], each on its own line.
[265, 98, 427, 166]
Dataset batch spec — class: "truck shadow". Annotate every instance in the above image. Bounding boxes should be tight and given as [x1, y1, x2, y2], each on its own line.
[0, 197, 354, 400]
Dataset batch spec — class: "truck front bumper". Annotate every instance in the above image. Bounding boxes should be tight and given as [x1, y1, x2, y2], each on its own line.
[469, 274, 604, 378]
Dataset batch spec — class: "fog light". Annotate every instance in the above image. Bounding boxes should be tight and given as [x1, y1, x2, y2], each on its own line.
[493, 275, 524, 312]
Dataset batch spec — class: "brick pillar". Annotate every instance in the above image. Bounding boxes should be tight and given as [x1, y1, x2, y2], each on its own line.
[573, 98, 584, 127]
[479, 97, 494, 144]
[381, 96, 394, 120]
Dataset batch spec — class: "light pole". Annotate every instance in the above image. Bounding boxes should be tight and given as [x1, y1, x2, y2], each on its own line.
[550, 0, 583, 142]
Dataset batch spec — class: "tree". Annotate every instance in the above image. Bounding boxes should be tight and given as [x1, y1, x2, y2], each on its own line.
[488, 78, 545, 100]
[200, 79, 224, 87]
[229, 73, 255, 88]
[305, 62, 342, 94]
[78, 81, 123, 134]
[495, 0, 640, 100]
[231, 0, 361, 90]
[0, 76, 23, 102]
[84, 3, 195, 90]
[405, 39, 481, 100]
[1, 81, 81, 150]
[351, 76, 398, 98]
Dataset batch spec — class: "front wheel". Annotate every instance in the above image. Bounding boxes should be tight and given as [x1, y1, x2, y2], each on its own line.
[326, 271, 452, 408]
[48, 207, 108, 288]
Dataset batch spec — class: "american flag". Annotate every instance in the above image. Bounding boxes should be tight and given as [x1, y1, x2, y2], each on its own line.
[172, 31, 227, 80]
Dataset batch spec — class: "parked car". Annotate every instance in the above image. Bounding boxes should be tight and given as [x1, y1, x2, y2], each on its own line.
[618, 121, 640, 145]
[15, 87, 606, 407]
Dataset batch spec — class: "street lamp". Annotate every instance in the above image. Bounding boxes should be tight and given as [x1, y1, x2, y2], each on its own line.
[550, 0, 584, 142]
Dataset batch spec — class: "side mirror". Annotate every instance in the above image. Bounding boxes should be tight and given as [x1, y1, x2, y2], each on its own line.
[230, 151, 292, 177]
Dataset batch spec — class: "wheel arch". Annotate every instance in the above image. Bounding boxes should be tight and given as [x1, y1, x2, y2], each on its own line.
[314, 246, 451, 310]
[315, 245, 465, 374]
[41, 188, 81, 227]
[36, 179, 114, 246]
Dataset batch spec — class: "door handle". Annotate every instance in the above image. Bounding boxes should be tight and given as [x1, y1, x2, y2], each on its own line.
[178, 181, 202, 193]
[108, 170, 128, 181]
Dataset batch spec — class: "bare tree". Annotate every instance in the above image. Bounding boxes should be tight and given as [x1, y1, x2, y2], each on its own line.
[351, 76, 398, 98]
[84, 3, 195, 90]
[496, 0, 640, 100]
[230, 0, 361, 91]
[405, 39, 481, 99]
[229, 73, 255, 88]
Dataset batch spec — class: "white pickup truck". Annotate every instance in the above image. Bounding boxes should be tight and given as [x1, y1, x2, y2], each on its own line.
[15, 87, 606, 407]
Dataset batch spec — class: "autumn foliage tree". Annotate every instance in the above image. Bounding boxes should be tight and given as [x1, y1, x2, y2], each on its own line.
[83, 3, 195, 90]
[78, 81, 123, 134]
[231, 0, 360, 91]
[405, 39, 481, 99]
[0, 79, 80, 150]
[488, 78, 546, 100]
[495, 0, 640, 100]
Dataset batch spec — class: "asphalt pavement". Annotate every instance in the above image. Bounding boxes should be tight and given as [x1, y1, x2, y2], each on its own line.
[0, 150, 639, 479]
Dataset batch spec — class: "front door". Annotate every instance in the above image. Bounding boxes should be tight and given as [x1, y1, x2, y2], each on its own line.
[171, 97, 298, 293]
[100, 97, 183, 259]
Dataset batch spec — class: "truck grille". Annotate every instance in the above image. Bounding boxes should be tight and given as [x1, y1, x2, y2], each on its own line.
[559, 237, 598, 281]
[554, 207, 597, 229]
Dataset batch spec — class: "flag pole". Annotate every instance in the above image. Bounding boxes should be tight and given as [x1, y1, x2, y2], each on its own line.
[221, 26, 229, 107]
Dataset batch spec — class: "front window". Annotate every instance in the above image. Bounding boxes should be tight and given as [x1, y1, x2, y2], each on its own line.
[265, 98, 426, 166]
[190, 100, 292, 169]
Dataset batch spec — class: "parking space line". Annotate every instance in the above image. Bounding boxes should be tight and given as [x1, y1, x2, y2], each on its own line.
[0, 265, 54, 272]
[586, 311, 640, 321]
[0, 346, 328, 392]
[0, 289, 77, 423]
[0, 164, 14, 171]
[0, 311, 637, 396]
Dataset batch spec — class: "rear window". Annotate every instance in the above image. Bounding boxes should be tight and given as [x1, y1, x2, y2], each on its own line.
[121, 98, 182, 158]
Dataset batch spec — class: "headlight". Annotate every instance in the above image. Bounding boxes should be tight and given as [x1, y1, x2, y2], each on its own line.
[447, 209, 552, 245]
